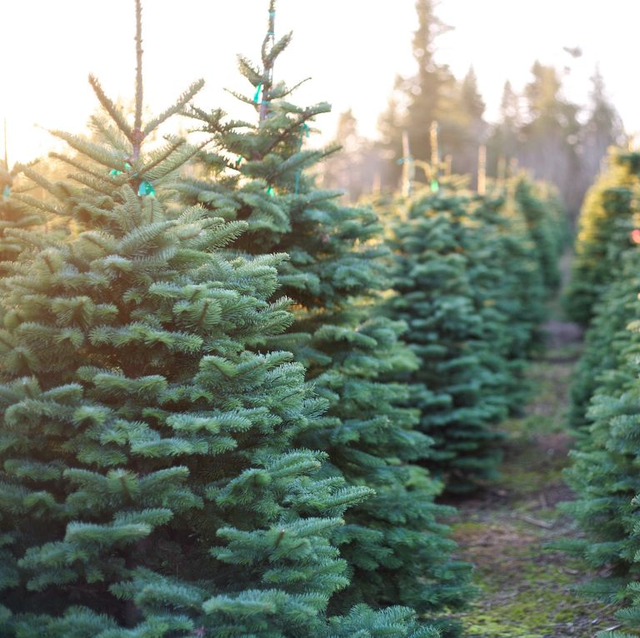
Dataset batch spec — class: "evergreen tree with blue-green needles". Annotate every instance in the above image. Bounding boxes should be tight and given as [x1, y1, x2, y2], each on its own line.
[178, 2, 472, 634]
[564, 150, 640, 327]
[0, 3, 444, 636]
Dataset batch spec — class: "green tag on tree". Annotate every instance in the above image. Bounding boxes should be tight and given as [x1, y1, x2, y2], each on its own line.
[110, 162, 133, 177]
[254, 83, 263, 104]
[138, 180, 155, 197]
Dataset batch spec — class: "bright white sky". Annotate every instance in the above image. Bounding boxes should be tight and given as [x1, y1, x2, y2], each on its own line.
[2, 0, 639, 163]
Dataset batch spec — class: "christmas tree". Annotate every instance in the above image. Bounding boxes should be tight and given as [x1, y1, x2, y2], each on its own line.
[179, 2, 473, 633]
[567, 265, 638, 429]
[383, 174, 558, 490]
[564, 150, 640, 326]
[466, 182, 549, 396]
[558, 265, 640, 637]
[560, 169, 640, 636]
[385, 186, 508, 491]
[566, 151, 640, 428]
[0, 146, 41, 274]
[0, 3, 436, 636]
[513, 177, 565, 293]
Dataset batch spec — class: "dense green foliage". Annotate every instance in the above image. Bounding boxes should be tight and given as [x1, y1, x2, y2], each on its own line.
[568, 270, 638, 430]
[513, 178, 566, 293]
[562, 151, 640, 637]
[559, 251, 640, 637]
[384, 177, 563, 492]
[566, 151, 640, 429]
[177, 8, 473, 634]
[0, 1, 572, 635]
[0, 167, 40, 274]
[0, 6, 444, 636]
[0, 189, 367, 636]
[564, 151, 640, 327]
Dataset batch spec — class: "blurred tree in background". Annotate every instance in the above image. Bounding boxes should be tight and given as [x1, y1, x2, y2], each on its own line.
[581, 67, 625, 189]
[322, 0, 624, 220]
[377, 0, 485, 190]
[321, 109, 386, 201]
[517, 62, 581, 213]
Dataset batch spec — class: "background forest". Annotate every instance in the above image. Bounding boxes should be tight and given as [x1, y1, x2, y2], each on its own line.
[321, 0, 624, 219]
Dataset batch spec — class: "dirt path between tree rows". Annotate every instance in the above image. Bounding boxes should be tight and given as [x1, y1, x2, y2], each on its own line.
[445, 315, 621, 637]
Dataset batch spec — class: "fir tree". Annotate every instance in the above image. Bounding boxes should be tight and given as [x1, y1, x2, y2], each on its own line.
[580, 253, 640, 409]
[448, 67, 487, 182]
[581, 67, 624, 187]
[0, 158, 40, 274]
[564, 150, 640, 326]
[558, 249, 640, 635]
[472, 179, 551, 359]
[519, 61, 583, 215]
[487, 80, 522, 170]
[459, 68, 485, 124]
[560, 175, 640, 636]
[383, 177, 556, 490]
[513, 177, 564, 292]
[376, 0, 464, 188]
[0, 3, 416, 636]
[567, 250, 640, 429]
[385, 187, 508, 491]
[180, 2, 473, 633]
[403, 0, 455, 166]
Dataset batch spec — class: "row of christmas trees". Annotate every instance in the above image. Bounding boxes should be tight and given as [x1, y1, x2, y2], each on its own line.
[561, 150, 640, 638]
[0, 1, 565, 635]
[375, 177, 565, 492]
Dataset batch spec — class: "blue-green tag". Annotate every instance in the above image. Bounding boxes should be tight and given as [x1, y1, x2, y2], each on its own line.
[138, 180, 155, 197]
[110, 162, 132, 177]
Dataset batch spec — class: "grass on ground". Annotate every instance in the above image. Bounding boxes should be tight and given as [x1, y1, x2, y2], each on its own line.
[444, 328, 621, 637]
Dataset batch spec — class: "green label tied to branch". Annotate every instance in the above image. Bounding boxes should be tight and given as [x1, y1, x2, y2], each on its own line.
[2, 185, 10, 201]
[108, 163, 152, 196]
[110, 162, 133, 177]
[253, 83, 263, 104]
[138, 180, 155, 197]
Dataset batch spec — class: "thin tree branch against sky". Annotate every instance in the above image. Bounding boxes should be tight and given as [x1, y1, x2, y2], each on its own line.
[2, 0, 639, 161]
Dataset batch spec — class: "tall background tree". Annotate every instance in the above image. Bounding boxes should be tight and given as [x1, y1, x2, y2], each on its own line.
[382, 0, 491, 188]
[321, 109, 385, 202]
[580, 67, 624, 187]
[322, 1, 624, 221]
[517, 62, 581, 212]
[486, 81, 522, 178]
